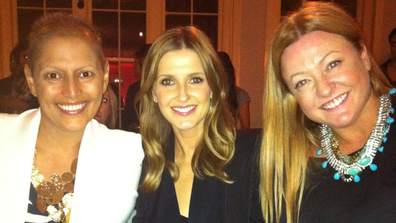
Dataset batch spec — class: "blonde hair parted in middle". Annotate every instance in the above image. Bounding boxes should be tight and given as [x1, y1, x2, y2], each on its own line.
[137, 26, 236, 194]
[260, 2, 392, 223]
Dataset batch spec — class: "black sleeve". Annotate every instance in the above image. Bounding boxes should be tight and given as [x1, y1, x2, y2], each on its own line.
[122, 82, 140, 131]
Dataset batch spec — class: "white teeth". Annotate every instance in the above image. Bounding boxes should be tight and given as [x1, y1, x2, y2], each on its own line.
[322, 93, 347, 109]
[58, 103, 86, 111]
[173, 105, 195, 113]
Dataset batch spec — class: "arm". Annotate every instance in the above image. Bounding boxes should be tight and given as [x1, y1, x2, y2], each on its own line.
[238, 102, 250, 129]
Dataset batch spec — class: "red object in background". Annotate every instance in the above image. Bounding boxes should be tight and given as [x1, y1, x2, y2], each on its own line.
[109, 63, 140, 106]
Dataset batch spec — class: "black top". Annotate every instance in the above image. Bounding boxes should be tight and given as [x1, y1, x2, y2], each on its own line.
[132, 129, 264, 223]
[122, 81, 141, 132]
[290, 97, 396, 223]
[180, 215, 188, 223]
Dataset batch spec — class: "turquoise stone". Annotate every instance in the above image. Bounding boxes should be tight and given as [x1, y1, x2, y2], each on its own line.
[383, 137, 388, 143]
[392, 108, 394, 114]
[386, 117, 394, 124]
[389, 89, 396, 94]
[370, 164, 377, 171]
[317, 149, 322, 156]
[379, 146, 384, 152]
[359, 157, 371, 166]
[334, 172, 340, 180]
[354, 175, 360, 183]
[348, 168, 360, 176]
[322, 161, 327, 168]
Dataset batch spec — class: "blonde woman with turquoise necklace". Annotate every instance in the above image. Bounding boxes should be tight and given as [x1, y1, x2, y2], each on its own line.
[260, 2, 396, 223]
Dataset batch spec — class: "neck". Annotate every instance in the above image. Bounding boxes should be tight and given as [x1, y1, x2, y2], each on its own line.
[173, 131, 202, 160]
[331, 94, 380, 154]
[35, 121, 83, 158]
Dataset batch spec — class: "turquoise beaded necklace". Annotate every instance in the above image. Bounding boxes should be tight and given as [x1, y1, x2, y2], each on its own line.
[318, 89, 395, 183]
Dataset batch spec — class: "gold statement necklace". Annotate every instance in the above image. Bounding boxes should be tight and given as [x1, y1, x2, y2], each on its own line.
[31, 150, 78, 222]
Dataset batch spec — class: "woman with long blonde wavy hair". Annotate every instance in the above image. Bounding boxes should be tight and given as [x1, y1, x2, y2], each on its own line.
[132, 26, 263, 223]
[260, 2, 395, 223]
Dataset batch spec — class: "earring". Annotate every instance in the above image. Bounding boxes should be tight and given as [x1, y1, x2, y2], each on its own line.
[153, 97, 157, 103]
[32, 92, 37, 97]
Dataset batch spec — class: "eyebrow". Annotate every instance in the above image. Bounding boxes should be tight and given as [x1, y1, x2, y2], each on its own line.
[287, 50, 340, 80]
[156, 72, 205, 79]
[318, 51, 340, 64]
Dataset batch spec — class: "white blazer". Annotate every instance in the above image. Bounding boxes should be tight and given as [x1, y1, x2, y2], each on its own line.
[0, 109, 144, 222]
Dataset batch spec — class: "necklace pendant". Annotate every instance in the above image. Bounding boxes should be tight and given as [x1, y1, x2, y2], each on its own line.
[334, 172, 340, 180]
[36, 196, 47, 213]
[53, 189, 64, 205]
[31, 156, 78, 222]
[320, 93, 393, 183]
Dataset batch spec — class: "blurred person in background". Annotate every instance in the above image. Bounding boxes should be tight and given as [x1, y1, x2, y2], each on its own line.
[380, 27, 396, 86]
[218, 51, 251, 129]
[94, 83, 120, 129]
[0, 41, 39, 113]
[122, 44, 152, 132]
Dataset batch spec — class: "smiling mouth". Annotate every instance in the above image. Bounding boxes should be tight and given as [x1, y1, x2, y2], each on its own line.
[321, 93, 347, 110]
[172, 105, 196, 113]
[57, 103, 87, 111]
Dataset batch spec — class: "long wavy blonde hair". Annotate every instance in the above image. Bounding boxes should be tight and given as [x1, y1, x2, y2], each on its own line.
[137, 26, 236, 194]
[260, 2, 392, 223]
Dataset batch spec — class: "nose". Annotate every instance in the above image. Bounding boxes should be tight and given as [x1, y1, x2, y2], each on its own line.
[177, 84, 189, 102]
[315, 76, 335, 97]
[62, 76, 81, 99]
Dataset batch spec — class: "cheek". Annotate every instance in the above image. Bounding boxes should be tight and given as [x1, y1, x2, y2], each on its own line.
[155, 89, 173, 102]
[195, 86, 212, 101]
[88, 82, 105, 99]
[35, 83, 58, 98]
[295, 94, 315, 114]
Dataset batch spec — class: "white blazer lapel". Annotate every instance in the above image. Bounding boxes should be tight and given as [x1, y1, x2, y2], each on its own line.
[0, 109, 40, 223]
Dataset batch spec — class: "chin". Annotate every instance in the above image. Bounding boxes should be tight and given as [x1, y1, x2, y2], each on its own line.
[325, 119, 354, 129]
[61, 120, 90, 132]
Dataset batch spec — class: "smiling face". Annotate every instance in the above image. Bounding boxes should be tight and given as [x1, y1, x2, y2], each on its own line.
[152, 49, 212, 134]
[25, 36, 109, 134]
[281, 31, 377, 130]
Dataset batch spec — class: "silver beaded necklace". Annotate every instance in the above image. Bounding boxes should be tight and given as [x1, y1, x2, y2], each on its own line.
[318, 92, 394, 183]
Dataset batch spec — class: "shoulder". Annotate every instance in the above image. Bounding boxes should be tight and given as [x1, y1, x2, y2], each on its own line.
[235, 128, 262, 154]
[88, 121, 144, 160]
[0, 113, 17, 135]
[0, 112, 18, 123]
[0, 76, 12, 85]
[0, 109, 37, 130]
[381, 59, 392, 68]
[127, 81, 141, 94]
[236, 87, 251, 102]
[228, 128, 262, 172]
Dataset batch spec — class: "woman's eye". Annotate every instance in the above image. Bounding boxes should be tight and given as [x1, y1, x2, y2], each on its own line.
[160, 78, 174, 86]
[80, 71, 92, 77]
[294, 79, 308, 89]
[190, 77, 204, 84]
[328, 60, 341, 69]
[47, 73, 60, 79]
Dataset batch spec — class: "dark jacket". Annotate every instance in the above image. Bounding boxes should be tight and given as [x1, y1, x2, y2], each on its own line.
[132, 129, 264, 223]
